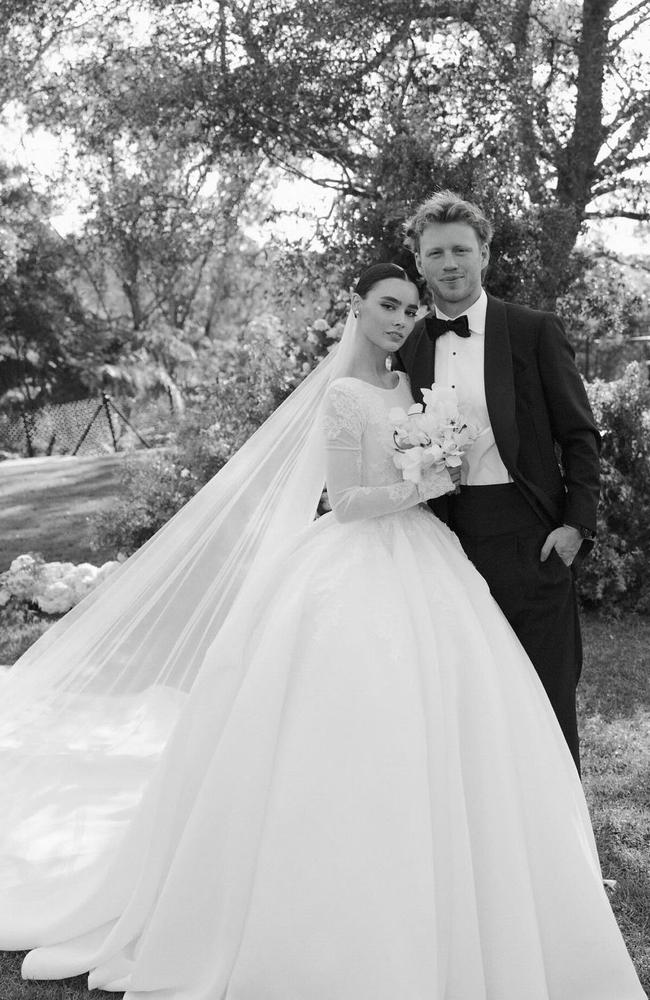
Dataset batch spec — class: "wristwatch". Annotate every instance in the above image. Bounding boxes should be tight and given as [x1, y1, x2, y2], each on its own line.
[564, 523, 596, 541]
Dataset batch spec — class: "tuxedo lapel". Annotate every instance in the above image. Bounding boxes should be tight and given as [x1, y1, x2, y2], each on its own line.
[484, 296, 519, 472]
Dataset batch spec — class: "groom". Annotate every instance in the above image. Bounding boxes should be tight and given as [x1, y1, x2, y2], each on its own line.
[394, 191, 600, 772]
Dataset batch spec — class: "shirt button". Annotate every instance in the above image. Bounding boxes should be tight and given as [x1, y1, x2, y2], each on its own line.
[451, 384, 456, 388]
[452, 352, 456, 356]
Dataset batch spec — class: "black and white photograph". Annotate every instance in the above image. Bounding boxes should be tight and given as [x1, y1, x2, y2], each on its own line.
[0, 2, 649, 998]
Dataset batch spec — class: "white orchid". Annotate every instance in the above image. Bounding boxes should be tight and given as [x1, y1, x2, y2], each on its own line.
[421, 384, 460, 422]
[389, 404, 432, 449]
[393, 447, 429, 483]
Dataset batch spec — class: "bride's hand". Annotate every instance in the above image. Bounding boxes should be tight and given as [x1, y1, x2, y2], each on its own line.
[417, 464, 456, 501]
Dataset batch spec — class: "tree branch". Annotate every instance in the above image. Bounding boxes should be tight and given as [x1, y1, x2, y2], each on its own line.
[609, 0, 650, 27]
[584, 209, 650, 220]
[265, 150, 366, 197]
[589, 246, 650, 272]
[611, 14, 650, 46]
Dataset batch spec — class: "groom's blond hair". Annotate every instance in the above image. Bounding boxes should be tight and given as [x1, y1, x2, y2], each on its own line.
[403, 191, 494, 253]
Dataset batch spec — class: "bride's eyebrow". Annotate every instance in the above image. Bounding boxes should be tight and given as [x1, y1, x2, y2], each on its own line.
[379, 296, 416, 306]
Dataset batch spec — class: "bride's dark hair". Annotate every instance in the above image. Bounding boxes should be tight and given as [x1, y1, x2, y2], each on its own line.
[354, 263, 414, 297]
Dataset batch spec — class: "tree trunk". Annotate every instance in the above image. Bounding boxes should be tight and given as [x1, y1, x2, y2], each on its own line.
[537, 0, 614, 308]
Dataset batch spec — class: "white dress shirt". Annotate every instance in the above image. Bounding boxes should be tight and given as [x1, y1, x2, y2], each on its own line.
[434, 290, 512, 486]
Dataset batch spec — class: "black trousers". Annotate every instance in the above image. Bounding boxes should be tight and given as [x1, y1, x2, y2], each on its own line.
[447, 484, 582, 772]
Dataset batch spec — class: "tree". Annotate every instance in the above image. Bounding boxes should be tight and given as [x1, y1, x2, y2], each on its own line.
[321, 0, 650, 305]
[2, 0, 648, 324]
[0, 163, 105, 407]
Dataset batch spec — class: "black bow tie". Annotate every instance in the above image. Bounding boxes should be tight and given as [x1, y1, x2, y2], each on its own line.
[426, 315, 471, 340]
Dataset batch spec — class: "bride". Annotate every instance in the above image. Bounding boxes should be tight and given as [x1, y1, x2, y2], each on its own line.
[0, 263, 645, 999]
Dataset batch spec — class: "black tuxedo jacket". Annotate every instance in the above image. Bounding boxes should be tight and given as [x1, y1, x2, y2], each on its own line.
[394, 294, 600, 549]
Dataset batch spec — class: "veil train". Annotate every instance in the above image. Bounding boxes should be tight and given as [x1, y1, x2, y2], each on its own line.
[0, 312, 358, 942]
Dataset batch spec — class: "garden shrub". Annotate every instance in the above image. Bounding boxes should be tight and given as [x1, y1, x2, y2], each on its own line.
[89, 321, 335, 556]
[578, 363, 650, 611]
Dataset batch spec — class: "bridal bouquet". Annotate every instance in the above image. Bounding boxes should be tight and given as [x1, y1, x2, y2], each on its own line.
[388, 385, 479, 485]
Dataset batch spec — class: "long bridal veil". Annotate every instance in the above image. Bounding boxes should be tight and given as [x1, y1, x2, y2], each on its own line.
[0, 311, 358, 944]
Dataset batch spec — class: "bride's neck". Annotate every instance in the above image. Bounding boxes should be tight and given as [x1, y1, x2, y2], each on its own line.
[344, 343, 393, 385]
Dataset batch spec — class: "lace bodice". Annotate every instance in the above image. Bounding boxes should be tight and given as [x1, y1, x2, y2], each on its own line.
[322, 372, 453, 523]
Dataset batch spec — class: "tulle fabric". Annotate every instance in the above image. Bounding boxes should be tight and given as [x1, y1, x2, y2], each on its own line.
[0, 316, 360, 917]
[12, 506, 645, 1000]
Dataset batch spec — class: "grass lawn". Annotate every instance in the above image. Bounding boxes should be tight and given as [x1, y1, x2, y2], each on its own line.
[0, 451, 163, 572]
[0, 608, 648, 997]
[577, 612, 650, 991]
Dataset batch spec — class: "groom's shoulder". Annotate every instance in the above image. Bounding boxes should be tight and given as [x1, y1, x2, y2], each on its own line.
[489, 294, 560, 329]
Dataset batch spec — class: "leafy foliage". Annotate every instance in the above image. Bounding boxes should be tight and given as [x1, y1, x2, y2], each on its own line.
[2, 0, 648, 313]
[557, 255, 648, 381]
[0, 165, 106, 407]
[89, 319, 335, 555]
[578, 364, 650, 611]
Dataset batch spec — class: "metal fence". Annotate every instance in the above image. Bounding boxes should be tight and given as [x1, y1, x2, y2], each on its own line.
[0, 394, 150, 458]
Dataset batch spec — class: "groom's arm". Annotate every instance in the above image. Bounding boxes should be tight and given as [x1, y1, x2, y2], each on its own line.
[537, 312, 600, 548]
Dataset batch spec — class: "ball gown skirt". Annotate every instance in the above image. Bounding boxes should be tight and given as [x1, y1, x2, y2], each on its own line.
[3, 502, 645, 1000]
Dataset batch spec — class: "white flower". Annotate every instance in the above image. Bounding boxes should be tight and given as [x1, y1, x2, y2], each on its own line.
[388, 406, 410, 425]
[1, 553, 125, 615]
[35, 581, 75, 615]
[422, 442, 445, 464]
[394, 448, 427, 483]
[9, 554, 37, 572]
[390, 404, 433, 449]
[96, 560, 122, 583]
[312, 319, 330, 332]
[4, 555, 41, 600]
[39, 561, 75, 587]
[421, 384, 460, 422]
[67, 563, 100, 603]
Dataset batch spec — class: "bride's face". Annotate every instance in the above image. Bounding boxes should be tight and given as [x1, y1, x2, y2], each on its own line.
[355, 278, 420, 354]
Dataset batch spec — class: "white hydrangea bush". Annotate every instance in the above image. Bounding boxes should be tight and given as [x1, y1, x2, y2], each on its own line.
[0, 553, 123, 616]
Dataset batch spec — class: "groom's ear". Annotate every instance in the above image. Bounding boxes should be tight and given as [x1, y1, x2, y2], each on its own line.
[414, 251, 424, 276]
[480, 242, 490, 279]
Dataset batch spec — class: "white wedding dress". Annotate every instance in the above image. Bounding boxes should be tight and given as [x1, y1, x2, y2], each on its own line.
[0, 372, 645, 999]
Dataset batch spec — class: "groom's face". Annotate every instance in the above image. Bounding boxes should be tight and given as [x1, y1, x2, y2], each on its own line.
[415, 222, 489, 317]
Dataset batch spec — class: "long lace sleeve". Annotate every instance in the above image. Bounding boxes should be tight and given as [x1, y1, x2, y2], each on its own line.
[322, 381, 453, 524]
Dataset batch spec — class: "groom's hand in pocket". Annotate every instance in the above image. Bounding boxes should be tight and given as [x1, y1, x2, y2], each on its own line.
[540, 525, 582, 567]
